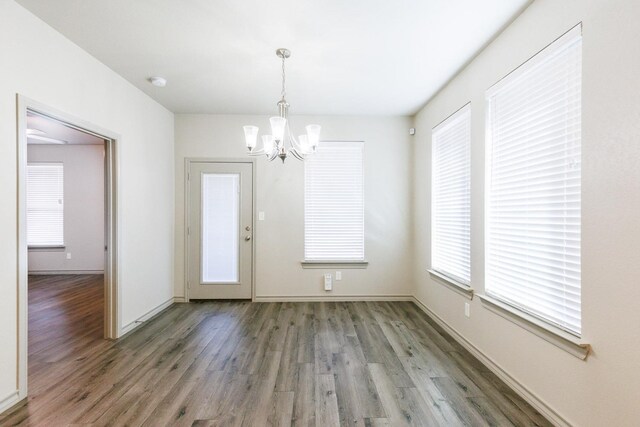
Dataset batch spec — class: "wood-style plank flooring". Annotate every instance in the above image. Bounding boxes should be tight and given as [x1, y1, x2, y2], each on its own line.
[0, 274, 552, 426]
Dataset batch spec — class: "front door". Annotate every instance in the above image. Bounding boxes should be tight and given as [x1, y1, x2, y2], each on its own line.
[188, 161, 253, 299]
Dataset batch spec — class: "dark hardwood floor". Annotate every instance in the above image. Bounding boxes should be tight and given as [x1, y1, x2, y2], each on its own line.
[0, 274, 551, 426]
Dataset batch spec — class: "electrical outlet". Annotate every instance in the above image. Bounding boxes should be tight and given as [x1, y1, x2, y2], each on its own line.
[335, 271, 342, 281]
[464, 302, 470, 318]
[324, 274, 332, 291]
[66, 253, 72, 260]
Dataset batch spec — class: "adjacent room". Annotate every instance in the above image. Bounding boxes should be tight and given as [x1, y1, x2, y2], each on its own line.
[24, 111, 111, 407]
[0, 0, 638, 426]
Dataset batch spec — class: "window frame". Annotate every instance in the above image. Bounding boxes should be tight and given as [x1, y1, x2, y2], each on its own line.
[26, 162, 65, 249]
[483, 24, 583, 339]
[302, 140, 366, 267]
[430, 103, 472, 289]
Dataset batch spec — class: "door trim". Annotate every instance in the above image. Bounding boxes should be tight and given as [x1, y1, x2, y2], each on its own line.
[16, 94, 121, 402]
[184, 158, 256, 301]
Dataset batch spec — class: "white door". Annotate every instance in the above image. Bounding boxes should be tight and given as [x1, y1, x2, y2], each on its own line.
[188, 161, 253, 299]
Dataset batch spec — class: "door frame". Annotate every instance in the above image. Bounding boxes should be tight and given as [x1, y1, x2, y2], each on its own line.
[16, 95, 120, 401]
[184, 158, 256, 301]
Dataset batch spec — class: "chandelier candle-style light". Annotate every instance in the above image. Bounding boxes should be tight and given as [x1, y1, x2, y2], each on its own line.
[243, 48, 321, 163]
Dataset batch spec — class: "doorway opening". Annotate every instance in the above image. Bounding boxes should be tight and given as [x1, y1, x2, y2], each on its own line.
[16, 96, 119, 402]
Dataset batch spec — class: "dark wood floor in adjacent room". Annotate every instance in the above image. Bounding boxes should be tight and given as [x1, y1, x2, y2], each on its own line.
[0, 274, 551, 426]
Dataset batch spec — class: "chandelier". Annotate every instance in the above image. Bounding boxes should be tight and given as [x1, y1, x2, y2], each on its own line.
[243, 48, 321, 163]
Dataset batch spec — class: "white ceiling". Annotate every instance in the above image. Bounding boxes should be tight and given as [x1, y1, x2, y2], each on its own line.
[27, 112, 105, 145]
[17, 0, 530, 115]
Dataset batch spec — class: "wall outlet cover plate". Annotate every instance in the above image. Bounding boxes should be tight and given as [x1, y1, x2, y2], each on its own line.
[324, 274, 332, 291]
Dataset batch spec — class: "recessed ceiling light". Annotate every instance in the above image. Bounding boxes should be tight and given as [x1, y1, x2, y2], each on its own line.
[26, 128, 46, 136]
[149, 76, 167, 87]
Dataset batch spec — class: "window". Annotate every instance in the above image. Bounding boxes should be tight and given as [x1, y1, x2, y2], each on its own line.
[27, 163, 64, 247]
[486, 25, 582, 335]
[431, 104, 471, 286]
[304, 141, 364, 262]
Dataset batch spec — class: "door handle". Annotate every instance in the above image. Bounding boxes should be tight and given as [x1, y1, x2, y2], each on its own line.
[245, 235, 252, 241]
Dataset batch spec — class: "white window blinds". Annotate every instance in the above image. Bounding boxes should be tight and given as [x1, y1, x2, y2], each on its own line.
[432, 104, 471, 285]
[27, 163, 64, 247]
[201, 173, 240, 283]
[486, 25, 582, 335]
[305, 141, 364, 261]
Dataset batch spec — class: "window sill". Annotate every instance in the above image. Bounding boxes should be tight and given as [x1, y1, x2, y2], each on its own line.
[301, 260, 368, 269]
[478, 294, 591, 361]
[28, 245, 65, 251]
[427, 269, 474, 300]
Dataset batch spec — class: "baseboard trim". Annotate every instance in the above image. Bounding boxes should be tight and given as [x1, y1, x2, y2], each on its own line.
[0, 390, 21, 415]
[254, 294, 413, 302]
[411, 296, 569, 427]
[28, 270, 104, 275]
[173, 296, 187, 303]
[119, 297, 174, 337]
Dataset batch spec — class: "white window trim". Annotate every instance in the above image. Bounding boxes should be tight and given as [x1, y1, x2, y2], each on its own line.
[428, 269, 474, 300]
[301, 260, 368, 269]
[479, 294, 590, 360]
[28, 245, 66, 250]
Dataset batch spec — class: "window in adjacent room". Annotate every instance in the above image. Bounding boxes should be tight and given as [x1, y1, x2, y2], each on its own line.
[431, 104, 471, 286]
[27, 162, 65, 247]
[304, 141, 364, 262]
[485, 25, 582, 335]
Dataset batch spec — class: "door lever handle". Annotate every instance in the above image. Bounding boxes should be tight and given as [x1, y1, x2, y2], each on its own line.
[245, 235, 252, 241]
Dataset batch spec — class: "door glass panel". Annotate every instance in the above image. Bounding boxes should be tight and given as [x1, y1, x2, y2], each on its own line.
[201, 173, 239, 283]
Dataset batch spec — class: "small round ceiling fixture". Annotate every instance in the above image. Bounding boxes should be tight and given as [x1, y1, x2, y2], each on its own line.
[149, 76, 167, 87]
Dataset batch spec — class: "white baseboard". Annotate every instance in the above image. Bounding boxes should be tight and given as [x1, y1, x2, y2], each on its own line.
[28, 270, 104, 275]
[119, 297, 174, 337]
[411, 296, 568, 427]
[254, 294, 413, 302]
[0, 390, 21, 416]
[173, 296, 187, 303]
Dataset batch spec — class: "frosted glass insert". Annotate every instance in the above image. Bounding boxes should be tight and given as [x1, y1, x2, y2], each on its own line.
[201, 173, 240, 283]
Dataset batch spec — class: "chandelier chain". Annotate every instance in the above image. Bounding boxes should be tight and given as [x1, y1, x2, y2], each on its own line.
[281, 56, 286, 100]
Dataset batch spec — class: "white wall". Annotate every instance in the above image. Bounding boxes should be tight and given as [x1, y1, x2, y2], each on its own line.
[27, 144, 105, 273]
[175, 115, 414, 300]
[412, 0, 640, 425]
[0, 0, 174, 409]
[4, 0, 638, 423]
